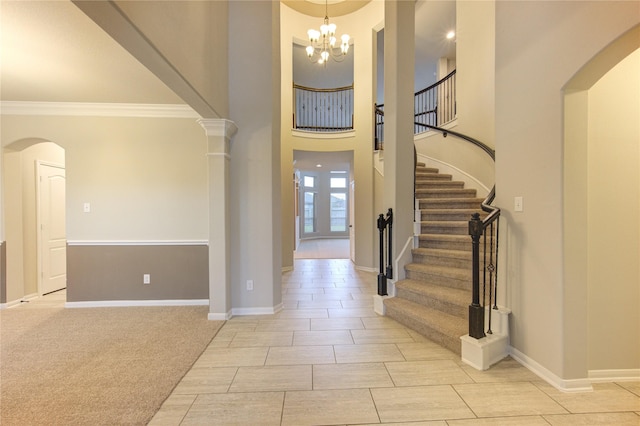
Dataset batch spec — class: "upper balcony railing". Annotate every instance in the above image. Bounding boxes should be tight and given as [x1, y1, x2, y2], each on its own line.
[293, 84, 354, 132]
[375, 69, 456, 148]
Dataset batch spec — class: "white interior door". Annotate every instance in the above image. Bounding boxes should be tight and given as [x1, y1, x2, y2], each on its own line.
[37, 163, 66, 295]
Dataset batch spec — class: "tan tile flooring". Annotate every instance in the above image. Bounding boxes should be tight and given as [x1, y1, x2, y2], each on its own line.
[150, 259, 640, 425]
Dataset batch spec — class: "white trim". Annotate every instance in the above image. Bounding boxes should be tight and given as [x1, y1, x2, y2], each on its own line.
[206, 153, 231, 160]
[292, 129, 356, 139]
[0, 101, 200, 118]
[231, 303, 284, 317]
[208, 311, 233, 321]
[509, 346, 593, 393]
[0, 293, 39, 310]
[65, 299, 209, 308]
[66, 240, 208, 246]
[355, 265, 377, 273]
[197, 118, 238, 139]
[589, 369, 640, 383]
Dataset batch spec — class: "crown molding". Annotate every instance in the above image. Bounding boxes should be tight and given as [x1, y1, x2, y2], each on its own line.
[0, 101, 200, 118]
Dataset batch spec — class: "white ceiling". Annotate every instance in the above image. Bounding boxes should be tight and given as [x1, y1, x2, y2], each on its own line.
[0, 0, 181, 103]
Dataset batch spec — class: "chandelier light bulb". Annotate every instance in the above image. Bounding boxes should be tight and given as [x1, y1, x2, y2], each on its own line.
[303, 0, 350, 66]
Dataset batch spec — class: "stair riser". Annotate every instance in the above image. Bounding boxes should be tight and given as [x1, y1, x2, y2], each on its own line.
[415, 173, 449, 180]
[415, 182, 465, 190]
[416, 190, 477, 199]
[419, 239, 471, 251]
[405, 269, 471, 291]
[396, 288, 468, 318]
[419, 200, 483, 209]
[384, 306, 463, 354]
[416, 167, 439, 174]
[411, 253, 472, 269]
[421, 224, 468, 235]
[421, 212, 486, 221]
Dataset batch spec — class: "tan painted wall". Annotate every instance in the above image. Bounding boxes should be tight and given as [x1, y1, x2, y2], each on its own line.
[112, 0, 229, 118]
[495, 1, 640, 381]
[586, 48, 640, 371]
[1, 114, 208, 302]
[2, 115, 208, 242]
[228, 0, 282, 310]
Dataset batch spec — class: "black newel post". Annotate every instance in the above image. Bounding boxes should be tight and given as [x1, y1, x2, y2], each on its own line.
[385, 208, 393, 280]
[377, 213, 387, 296]
[468, 213, 486, 339]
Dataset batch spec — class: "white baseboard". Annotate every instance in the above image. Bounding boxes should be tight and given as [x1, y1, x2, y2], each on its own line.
[231, 303, 284, 317]
[208, 311, 232, 321]
[589, 369, 640, 383]
[65, 299, 209, 308]
[509, 346, 593, 393]
[355, 265, 377, 273]
[0, 293, 39, 310]
[373, 294, 389, 316]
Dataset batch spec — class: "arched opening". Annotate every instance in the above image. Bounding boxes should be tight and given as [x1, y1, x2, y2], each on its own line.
[564, 24, 640, 380]
[3, 139, 66, 305]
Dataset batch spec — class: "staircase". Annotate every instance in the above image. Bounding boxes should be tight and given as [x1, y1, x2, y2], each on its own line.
[384, 163, 485, 354]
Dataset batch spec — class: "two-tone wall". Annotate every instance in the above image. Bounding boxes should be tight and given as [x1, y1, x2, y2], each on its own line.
[1, 107, 209, 306]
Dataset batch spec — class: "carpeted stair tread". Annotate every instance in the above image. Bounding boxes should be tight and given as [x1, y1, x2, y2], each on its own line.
[412, 247, 471, 261]
[415, 172, 453, 180]
[395, 279, 470, 318]
[415, 188, 478, 198]
[416, 181, 465, 189]
[418, 198, 484, 209]
[384, 297, 466, 354]
[405, 262, 471, 281]
[421, 209, 486, 221]
[420, 221, 468, 235]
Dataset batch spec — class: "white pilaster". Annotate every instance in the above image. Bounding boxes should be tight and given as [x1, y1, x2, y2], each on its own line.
[198, 118, 237, 320]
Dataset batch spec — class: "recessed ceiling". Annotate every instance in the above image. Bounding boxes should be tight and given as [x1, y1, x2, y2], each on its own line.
[282, 0, 372, 18]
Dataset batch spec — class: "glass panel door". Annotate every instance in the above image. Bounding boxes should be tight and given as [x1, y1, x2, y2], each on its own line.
[330, 193, 347, 232]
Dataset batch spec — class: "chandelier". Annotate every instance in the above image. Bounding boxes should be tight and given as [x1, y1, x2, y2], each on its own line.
[305, 0, 350, 66]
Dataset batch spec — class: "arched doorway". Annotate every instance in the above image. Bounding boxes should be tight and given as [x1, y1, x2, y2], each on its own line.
[3, 139, 66, 304]
[563, 25, 640, 380]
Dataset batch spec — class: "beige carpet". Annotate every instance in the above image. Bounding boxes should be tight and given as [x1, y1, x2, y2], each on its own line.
[0, 304, 224, 426]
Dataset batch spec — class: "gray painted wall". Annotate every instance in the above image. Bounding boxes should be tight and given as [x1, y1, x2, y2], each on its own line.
[67, 244, 208, 301]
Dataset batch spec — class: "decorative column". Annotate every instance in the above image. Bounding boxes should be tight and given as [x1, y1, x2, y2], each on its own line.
[383, 0, 415, 278]
[198, 118, 237, 320]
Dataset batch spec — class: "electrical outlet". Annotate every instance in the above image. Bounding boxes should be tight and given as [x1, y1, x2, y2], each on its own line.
[143, 274, 151, 284]
[83, 202, 91, 213]
[246, 280, 254, 291]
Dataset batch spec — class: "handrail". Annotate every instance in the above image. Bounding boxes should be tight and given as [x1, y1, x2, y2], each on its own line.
[415, 123, 495, 160]
[415, 69, 457, 97]
[374, 69, 457, 149]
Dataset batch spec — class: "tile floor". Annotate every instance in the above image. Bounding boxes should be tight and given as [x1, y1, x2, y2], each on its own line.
[150, 259, 640, 425]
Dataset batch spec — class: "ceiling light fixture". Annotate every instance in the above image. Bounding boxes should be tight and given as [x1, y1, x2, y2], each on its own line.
[446, 30, 456, 40]
[305, 0, 350, 66]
